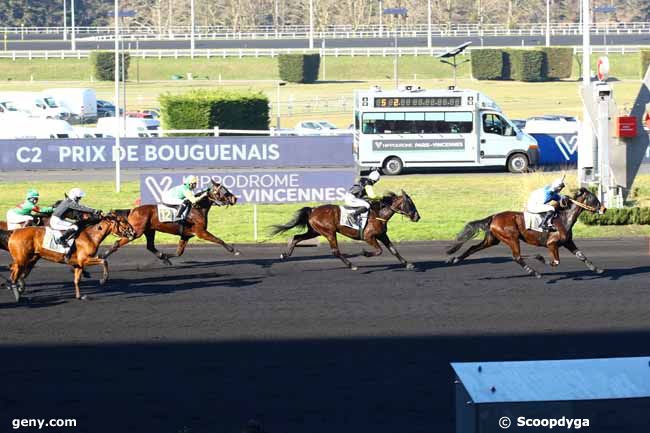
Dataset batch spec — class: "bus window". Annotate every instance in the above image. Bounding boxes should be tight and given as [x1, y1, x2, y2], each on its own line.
[362, 112, 385, 134]
[445, 112, 473, 133]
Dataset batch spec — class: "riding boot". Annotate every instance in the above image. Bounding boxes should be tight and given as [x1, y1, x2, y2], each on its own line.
[178, 219, 186, 236]
[541, 211, 556, 232]
[56, 228, 76, 246]
[350, 207, 367, 225]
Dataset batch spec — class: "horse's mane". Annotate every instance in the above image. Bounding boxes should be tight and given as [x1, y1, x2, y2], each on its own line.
[371, 192, 398, 211]
[112, 209, 131, 217]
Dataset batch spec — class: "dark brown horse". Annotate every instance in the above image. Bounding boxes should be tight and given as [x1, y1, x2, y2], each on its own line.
[446, 188, 607, 278]
[101, 181, 238, 264]
[3, 211, 135, 301]
[272, 191, 420, 270]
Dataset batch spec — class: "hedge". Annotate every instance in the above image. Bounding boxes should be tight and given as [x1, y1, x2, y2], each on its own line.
[90, 51, 130, 81]
[541, 47, 573, 80]
[641, 50, 650, 79]
[580, 207, 650, 225]
[470, 49, 505, 80]
[159, 89, 269, 134]
[278, 54, 320, 83]
[506, 49, 545, 82]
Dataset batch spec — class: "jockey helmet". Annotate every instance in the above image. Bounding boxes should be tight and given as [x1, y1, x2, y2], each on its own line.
[368, 170, 381, 182]
[184, 175, 199, 186]
[26, 189, 40, 200]
[68, 187, 86, 201]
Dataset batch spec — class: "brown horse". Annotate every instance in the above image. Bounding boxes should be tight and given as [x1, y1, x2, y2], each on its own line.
[272, 191, 420, 270]
[445, 188, 606, 278]
[3, 211, 135, 302]
[101, 180, 238, 264]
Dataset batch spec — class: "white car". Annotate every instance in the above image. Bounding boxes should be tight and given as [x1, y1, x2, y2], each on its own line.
[523, 115, 578, 135]
[0, 117, 75, 139]
[96, 117, 160, 138]
[293, 120, 352, 136]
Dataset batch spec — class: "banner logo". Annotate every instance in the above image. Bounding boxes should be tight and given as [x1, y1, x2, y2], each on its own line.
[144, 175, 173, 202]
[554, 135, 579, 161]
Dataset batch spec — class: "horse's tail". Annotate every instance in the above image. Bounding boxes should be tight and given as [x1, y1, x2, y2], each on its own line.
[446, 215, 493, 255]
[0, 228, 11, 251]
[270, 207, 312, 236]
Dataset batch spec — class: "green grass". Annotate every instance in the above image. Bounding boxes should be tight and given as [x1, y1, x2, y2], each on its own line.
[3, 173, 650, 245]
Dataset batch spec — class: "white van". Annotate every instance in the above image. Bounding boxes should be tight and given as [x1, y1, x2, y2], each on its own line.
[353, 85, 539, 174]
[0, 117, 75, 139]
[0, 92, 70, 120]
[96, 116, 160, 138]
[43, 88, 97, 124]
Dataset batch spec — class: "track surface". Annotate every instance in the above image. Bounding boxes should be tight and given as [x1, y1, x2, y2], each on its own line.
[1, 239, 650, 433]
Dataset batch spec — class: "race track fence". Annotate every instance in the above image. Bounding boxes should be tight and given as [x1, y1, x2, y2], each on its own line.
[0, 45, 643, 60]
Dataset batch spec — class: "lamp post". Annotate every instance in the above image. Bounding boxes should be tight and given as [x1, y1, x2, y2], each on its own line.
[63, 0, 67, 41]
[378, 0, 383, 37]
[276, 81, 287, 129]
[308, 0, 314, 49]
[71, 0, 76, 50]
[190, 0, 195, 57]
[383, 7, 407, 89]
[427, 0, 432, 49]
[545, 0, 550, 47]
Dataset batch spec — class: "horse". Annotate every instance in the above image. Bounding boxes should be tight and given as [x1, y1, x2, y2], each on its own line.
[445, 188, 607, 278]
[3, 211, 135, 302]
[271, 191, 420, 270]
[101, 180, 238, 264]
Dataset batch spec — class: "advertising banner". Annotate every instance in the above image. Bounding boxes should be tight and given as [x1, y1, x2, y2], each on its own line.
[0, 135, 354, 171]
[140, 170, 356, 205]
[530, 133, 578, 165]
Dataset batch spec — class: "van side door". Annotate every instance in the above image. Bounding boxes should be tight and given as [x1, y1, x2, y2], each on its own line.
[479, 112, 517, 164]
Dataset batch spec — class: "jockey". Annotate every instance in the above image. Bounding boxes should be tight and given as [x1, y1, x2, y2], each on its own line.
[161, 175, 207, 228]
[344, 170, 381, 223]
[526, 176, 566, 231]
[6, 189, 53, 230]
[51, 188, 102, 249]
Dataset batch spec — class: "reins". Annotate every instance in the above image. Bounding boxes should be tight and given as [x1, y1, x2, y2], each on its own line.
[569, 198, 598, 213]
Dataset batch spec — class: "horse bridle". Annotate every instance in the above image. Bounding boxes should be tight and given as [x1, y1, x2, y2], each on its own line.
[569, 198, 598, 213]
[207, 184, 230, 206]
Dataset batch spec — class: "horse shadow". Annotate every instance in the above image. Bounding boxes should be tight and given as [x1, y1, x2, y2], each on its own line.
[544, 266, 650, 284]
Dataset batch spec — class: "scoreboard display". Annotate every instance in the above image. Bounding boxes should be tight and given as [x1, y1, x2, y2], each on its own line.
[373, 96, 462, 108]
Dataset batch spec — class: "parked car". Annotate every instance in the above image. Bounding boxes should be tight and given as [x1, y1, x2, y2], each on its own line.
[0, 92, 70, 120]
[43, 88, 97, 124]
[0, 117, 75, 139]
[523, 114, 578, 135]
[97, 99, 118, 118]
[511, 119, 527, 130]
[293, 120, 352, 136]
[96, 116, 160, 138]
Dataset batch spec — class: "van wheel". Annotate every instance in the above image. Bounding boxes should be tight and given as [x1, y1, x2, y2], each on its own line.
[382, 157, 404, 175]
[507, 153, 529, 173]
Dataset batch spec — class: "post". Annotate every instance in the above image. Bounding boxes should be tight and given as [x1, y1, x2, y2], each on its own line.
[63, 0, 67, 41]
[545, 0, 550, 47]
[308, 0, 314, 49]
[321, 38, 326, 80]
[71, 0, 76, 50]
[190, 0, 195, 57]
[253, 204, 258, 241]
[276, 82, 281, 129]
[379, 0, 383, 37]
[394, 16, 398, 89]
[597, 87, 610, 206]
[580, 0, 591, 187]
[122, 39, 127, 133]
[427, 0, 432, 49]
[114, 0, 121, 193]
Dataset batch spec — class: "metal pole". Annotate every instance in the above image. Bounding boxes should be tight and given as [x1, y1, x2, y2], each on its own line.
[579, 0, 591, 187]
[321, 39, 326, 80]
[168, 0, 173, 37]
[597, 89, 610, 206]
[427, 0, 432, 49]
[190, 0, 195, 57]
[545, 0, 550, 47]
[308, 0, 314, 49]
[122, 38, 127, 133]
[274, 0, 279, 37]
[63, 0, 67, 41]
[379, 0, 383, 37]
[275, 82, 281, 129]
[71, 0, 76, 50]
[114, 0, 121, 193]
[394, 16, 398, 89]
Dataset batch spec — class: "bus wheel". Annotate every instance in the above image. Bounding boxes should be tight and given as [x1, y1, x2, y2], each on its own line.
[507, 153, 529, 173]
[382, 157, 404, 175]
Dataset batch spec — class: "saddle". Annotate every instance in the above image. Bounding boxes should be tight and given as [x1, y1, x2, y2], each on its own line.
[339, 206, 369, 238]
[43, 227, 72, 254]
[523, 212, 544, 232]
[157, 204, 181, 223]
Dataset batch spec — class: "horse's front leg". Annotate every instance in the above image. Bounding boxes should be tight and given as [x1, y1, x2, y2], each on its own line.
[144, 229, 173, 265]
[564, 239, 604, 274]
[101, 236, 132, 259]
[547, 242, 561, 267]
[377, 233, 414, 270]
[194, 229, 240, 256]
[361, 236, 383, 258]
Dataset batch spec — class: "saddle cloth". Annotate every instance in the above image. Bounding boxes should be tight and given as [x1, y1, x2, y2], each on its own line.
[524, 212, 544, 232]
[157, 204, 180, 223]
[42, 227, 71, 254]
[339, 206, 369, 233]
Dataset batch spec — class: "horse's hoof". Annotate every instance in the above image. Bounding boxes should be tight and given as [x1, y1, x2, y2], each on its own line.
[405, 263, 415, 271]
[595, 268, 605, 274]
[99, 277, 108, 286]
[350, 266, 358, 271]
[78, 295, 90, 301]
[11, 285, 20, 302]
[280, 253, 287, 260]
[233, 250, 241, 256]
[445, 257, 458, 265]
[534, 273, 542, 279]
